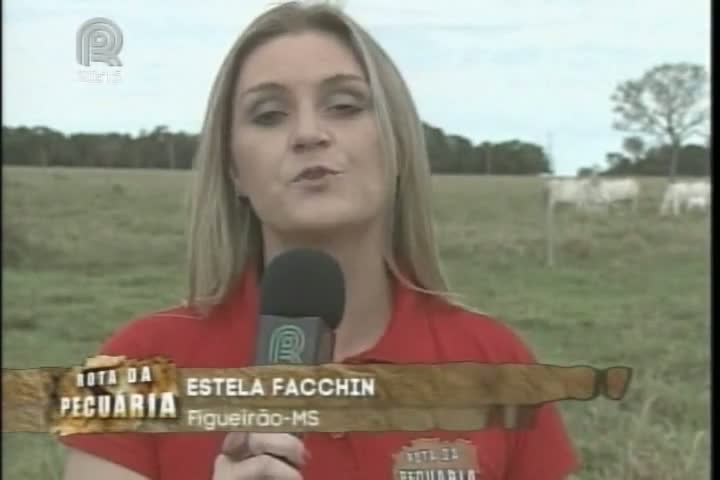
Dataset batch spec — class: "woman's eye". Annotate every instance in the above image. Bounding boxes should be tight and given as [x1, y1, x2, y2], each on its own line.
[253, 111, 286, 126]
[329, 103, 362, 115]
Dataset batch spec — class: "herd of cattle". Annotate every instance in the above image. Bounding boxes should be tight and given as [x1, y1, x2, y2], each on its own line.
[544, 176, 711, 215]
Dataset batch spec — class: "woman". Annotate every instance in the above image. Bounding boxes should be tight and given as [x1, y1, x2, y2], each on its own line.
[62, 2, 578, 479]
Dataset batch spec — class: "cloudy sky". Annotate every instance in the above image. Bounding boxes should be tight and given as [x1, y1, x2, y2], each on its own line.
[3, 0, 710, 175]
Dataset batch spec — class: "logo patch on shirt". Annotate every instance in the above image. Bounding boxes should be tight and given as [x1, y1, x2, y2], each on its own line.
[392, 438, 480, 480]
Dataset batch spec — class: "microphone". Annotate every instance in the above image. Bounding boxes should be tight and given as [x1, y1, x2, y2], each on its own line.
[254, 248, 345, 366]
[252, 248, 345, 458]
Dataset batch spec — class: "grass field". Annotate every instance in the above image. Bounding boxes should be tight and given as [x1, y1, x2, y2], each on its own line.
[2, 166, 711, 479]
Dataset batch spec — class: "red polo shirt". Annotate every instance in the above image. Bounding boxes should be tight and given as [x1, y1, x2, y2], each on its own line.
[60, 270, 578, 479]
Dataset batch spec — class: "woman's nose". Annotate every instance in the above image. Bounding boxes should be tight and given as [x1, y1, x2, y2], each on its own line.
[291, 108, 331, 153]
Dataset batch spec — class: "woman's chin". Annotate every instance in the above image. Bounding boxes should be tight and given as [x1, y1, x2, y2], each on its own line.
[281, 208, 373, 237]
[286, 215, 358, 233]
[259, 196, 382, 239]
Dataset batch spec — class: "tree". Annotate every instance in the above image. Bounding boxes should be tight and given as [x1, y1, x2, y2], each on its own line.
[480, 142, 493, 174]
[604, 152, 632, 175]
[622, 136, 645, 163]
[611, 63, 709, 181]
[446, 135, 474, 173]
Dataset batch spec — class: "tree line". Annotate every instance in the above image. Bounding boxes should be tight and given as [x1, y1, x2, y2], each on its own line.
[3, 61, 709, 178]
[2, 123, 554, 175]
[576, 140, 710, 177]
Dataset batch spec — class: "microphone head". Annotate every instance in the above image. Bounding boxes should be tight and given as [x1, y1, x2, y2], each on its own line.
[260, 248, 345, 330]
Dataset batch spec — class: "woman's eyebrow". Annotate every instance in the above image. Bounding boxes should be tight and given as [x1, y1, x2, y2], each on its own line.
[238, 82, 286, 99]
[239, 73, 367, 99]
[320, 73, 367, 88]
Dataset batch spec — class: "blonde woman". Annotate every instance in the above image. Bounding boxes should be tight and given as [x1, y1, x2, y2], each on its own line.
[62, 2, 578, 479]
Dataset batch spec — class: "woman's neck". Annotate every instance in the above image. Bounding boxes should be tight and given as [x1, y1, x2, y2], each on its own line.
[263, 227, 393, 361]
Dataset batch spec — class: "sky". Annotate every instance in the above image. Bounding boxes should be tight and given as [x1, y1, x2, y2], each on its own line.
[3, 0, 711, 175]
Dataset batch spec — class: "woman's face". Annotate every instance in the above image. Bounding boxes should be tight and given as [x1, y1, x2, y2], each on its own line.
[230, 31, 388, 239]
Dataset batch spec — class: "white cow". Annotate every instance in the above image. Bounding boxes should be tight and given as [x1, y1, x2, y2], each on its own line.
[596, 178, 640, 212]
[660, 180, 711, 215]
[687, 195, 709, 211]
[545, 177, 608, 212]
[688, 181, 711, 207]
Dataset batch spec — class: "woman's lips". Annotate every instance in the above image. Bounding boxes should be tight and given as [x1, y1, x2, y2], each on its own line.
[293, 166, 341, 182]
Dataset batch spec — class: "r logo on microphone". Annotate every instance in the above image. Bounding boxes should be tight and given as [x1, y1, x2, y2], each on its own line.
[269, 325, 306, 363]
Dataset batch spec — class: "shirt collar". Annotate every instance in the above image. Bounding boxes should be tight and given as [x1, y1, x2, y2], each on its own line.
[343, 278, 431, 364]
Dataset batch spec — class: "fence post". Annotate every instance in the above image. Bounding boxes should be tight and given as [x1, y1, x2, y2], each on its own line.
[545, 191, 555, 268]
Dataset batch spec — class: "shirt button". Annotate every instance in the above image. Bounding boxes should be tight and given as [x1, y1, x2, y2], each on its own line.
[330, 432, 345, 439]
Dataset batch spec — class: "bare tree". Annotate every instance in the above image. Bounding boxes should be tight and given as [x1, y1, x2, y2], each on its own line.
[611, 63, 709, 181]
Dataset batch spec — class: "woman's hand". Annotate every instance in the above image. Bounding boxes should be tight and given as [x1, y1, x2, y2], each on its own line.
[212, 432, 307, 479]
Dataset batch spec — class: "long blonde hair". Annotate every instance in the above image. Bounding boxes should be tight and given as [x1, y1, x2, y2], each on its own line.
[186, 1, 457, 312]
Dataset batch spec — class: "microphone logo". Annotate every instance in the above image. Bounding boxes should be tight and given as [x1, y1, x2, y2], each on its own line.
[76, 17, 124, 67]
[268, 325, 306, 363]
